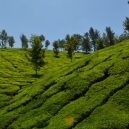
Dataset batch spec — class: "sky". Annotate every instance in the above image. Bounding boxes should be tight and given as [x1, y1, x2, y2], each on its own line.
[0, 0, 129, 48]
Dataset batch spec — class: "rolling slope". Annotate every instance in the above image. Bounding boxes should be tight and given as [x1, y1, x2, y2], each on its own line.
[0, 40, 129, 129]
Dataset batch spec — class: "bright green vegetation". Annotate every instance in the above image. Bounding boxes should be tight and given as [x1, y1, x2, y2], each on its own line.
[1, 40, 129, 129]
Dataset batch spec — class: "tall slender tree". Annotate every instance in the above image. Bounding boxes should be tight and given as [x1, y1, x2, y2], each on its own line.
[39, 34, 45, 47]
[0, 30, 8, 48]
[29, 34, 37, 47]
[39, 34, 45, 42]
[8, 36, 15, 48]
[89, 27, 100, 52]
[45, 40, 50, 49]
[30, 36, 45, 75]
[82, 32, 91, 53]
[73, 34, 83, 51]
[59, 39, 65, 51]
[65, 35, 78, 62]
[96, 38, 104, 50]
[53, 40, 59, 57]
[102, 33, 108, 47]
[20, 34, 28, 48]
[105, 27, 115, 46]
[123, 17, 129, 32]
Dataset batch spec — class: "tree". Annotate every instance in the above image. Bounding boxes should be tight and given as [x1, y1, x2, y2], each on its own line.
[30, 36, 45, 75]
[0, 30, 8, 48]
[64, 35, 78, 62]
[73, 34, 83, 51]
[114, 35, 120, 44]
[96, 38, 104, 50]
[29, 34, 36, 47]
[105, 27, 115, 46]
[8, 36, 15, 48]
[29, 34, 45, 47]
[20, 34, 28, 48]
[45, 40, 50, 49]
[39, 34, 45, 43]
[102, 33, 108, 47]
[58, 39, 65, 51]
[123, 17, 129, 32]
[82, 32, 91, 53]
[89, 27, 100, 52]
[53, 40, 59, 57]
[119, 33, 129, 42]
[39, 34, 45, 47]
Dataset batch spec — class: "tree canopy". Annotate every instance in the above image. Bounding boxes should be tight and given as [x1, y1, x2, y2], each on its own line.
[30, 36, 45, 75]
[89, 27, 100, 52]
[20, 34, 28, 48]
[65, 35, 78, 62]
[45, 40, 50, 49]
[105, 27, 115, 46]
[123, 17, 129, 32]
[0, 30, 8, 48]
[8, 36, 15, 48]
[53, 40, 59, 57]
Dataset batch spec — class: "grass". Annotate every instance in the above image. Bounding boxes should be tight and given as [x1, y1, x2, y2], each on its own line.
[0, 40, 129, 128]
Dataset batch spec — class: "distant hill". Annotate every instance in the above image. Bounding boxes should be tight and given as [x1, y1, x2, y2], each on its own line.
[0, 40, 129, 129]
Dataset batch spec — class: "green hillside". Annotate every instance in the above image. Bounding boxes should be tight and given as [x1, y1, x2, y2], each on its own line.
[0, 40, 129, 129]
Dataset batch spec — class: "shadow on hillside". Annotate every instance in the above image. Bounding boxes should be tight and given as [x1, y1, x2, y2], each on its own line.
[82, 52, 90, 55]
[31, 74, 44, 78]
[54, 56, 60, 58]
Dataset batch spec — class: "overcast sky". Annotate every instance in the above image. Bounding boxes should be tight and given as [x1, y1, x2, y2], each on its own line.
[0, 0, 129, 48]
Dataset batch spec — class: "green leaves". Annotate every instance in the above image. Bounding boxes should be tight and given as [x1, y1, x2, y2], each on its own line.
[20, 34, 28, 48]
[65, 35, 78, 62]
[8, 36, 15, 48]
[123, 17, 129, 32]
[45, 40, 50, 48]
[96, 38, 104, 50]
[0, 30, 8, 48]
[53, 40, 59, 57]
[89, 27, 100, 51]
[105, 26, 115, 46]
[30, 36, 45, 75]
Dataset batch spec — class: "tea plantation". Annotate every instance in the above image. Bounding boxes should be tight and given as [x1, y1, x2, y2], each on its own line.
[0, 40, 129, 129]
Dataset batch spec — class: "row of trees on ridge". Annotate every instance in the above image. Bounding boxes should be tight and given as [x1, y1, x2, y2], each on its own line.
[0, 8, 129, 74]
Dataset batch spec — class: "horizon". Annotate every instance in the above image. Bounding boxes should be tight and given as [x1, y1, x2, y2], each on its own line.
[0, 0, 129, 49]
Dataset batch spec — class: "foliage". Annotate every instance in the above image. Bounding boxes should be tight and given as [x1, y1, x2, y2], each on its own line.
[45, 40, 50, 49]
[73, 34, 83, 51]
[89, 27, 100, 52]
[52, 40, 59, 57]
[102, 32, 108, 47]
[105, 26, 115, 46]
[65, 35, 78, 62]
[20, 34, 28, 48]
[0, 30, 8, 48]
[8, 36, 15, 48]
[29, 34, 37, 47]
[96, 37, 104, 50]
[82, 32, 91, 53]
[39, 34, 45, 43]
[30, 36, 45, 75]
[58, 39, 65, 51]
[123, 17, 129, 32]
